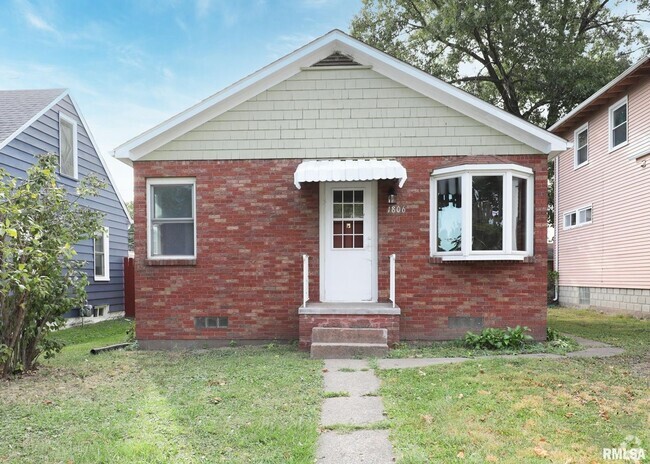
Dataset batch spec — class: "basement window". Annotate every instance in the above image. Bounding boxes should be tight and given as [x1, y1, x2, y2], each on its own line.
[430, 164, 534, 261]
[195, 317, 228, 329]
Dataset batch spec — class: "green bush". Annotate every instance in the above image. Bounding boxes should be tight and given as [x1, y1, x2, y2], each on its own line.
[463, 326, 533, 350]
[546, 327, 561, 341]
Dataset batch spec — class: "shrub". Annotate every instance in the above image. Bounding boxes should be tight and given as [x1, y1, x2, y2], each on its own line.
[546, 327, 561, 341]
[463, 326, 533, 350]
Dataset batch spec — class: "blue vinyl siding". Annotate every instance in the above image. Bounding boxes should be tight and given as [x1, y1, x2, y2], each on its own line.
[0, 95, 130, 315]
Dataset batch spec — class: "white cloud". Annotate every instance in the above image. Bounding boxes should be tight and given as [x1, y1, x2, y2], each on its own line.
[25, 11, 56, 34]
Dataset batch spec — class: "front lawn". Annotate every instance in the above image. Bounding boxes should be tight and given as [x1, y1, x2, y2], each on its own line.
[0, 320, 322, 463]
[378, 309, 650, 463]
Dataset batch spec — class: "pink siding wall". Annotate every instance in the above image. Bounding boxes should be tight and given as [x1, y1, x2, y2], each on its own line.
[556, 76, 650, 289]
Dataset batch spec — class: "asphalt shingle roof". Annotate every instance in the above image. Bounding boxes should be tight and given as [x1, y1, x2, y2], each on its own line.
[0, 89, 65, 145]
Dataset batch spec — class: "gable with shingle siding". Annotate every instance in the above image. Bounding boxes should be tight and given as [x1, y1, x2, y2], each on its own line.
[144, 67, 541, 162]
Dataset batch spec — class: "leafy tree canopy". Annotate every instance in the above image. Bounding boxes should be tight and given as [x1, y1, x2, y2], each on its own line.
[351, 0, 649, 128]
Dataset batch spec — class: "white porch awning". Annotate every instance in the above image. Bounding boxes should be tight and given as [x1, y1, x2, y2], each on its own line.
[293, 159, 407, 189]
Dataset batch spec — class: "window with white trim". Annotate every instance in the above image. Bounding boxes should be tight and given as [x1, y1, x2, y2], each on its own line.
[147, 178, 196, 259]
[563, 206, 592, 229]
[93, 227, 110, 281]
[574, 124, 588, 168]
[431, 164, 534, 261]
[609, 97, 628, 150]
[59, 113, 78, 179]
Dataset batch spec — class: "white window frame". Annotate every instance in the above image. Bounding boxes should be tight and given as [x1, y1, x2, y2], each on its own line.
[93, 227, 110, 281]
[609, 96, 628, 152]
[93, 304, 109, 318]
[574, 123, 589, 169]
[563, 205, 592, 230]
[146, 178, 197, 260]
[430, 164, 534, 261]
[58, 112, 78, 179]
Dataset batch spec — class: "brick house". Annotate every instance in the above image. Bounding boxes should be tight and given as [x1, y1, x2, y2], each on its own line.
[113, 30, 567, 352]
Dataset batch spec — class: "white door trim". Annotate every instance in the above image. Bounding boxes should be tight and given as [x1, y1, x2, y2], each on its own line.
[319, 181, 378, 302]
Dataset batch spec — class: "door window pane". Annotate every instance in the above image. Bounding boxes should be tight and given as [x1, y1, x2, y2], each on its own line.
[436, 177, 462, 252]
[512, 177, 527, 251]
[332, 189, 364, 249]
[472, 176, 503, 251]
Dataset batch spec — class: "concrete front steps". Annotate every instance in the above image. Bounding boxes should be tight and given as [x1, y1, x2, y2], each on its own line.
[310, 327, 389, 359]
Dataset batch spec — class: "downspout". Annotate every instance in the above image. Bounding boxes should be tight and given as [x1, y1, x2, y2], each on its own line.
[553, 156, 559, 302]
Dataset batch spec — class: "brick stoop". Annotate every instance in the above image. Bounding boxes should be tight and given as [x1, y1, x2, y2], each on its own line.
[310, 327, 389, 359]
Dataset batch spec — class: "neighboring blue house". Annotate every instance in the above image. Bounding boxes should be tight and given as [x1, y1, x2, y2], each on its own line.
[0, 89, 131, 322]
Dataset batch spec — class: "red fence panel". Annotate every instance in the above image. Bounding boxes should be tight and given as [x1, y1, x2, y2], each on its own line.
[123, 257, 135, 318]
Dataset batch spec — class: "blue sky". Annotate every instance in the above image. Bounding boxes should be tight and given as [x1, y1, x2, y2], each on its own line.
[0, 0, 363, 201]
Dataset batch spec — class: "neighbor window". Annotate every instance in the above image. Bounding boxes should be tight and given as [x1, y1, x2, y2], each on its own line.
[564, 206, 592, 229]
[574, 124, 588, 168]
[147, 178, 196, 259]
[93, 227, 110, 281]
[59, 113, 78, 178]
[609, 97, 628, 150]
[431, 164, 533, 260]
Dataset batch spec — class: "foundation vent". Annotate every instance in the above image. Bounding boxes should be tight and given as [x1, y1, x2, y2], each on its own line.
[195, 317, 228, 329]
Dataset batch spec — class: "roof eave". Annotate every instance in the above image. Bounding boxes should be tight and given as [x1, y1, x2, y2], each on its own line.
[549, 55, 650, 134]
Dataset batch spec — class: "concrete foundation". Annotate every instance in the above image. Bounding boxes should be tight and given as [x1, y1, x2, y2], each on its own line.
[559, 286, 650, 314]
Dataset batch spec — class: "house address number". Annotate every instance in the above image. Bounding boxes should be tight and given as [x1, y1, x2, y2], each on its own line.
[387, 205, 406, 214]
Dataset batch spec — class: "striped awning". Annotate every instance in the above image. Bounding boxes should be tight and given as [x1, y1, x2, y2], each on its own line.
[294, 159, 407, 189]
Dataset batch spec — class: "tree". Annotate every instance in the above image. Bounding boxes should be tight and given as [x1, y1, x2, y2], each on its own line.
[0, 154, 105, 377]
[126, 201, 134, 251]
[352, 0, 648, 128]
[351, 0, 649, 225]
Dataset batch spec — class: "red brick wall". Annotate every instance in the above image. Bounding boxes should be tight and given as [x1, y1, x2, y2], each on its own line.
[133, 155, 547, 344]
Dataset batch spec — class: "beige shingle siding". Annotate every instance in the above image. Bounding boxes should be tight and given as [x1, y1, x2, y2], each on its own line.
[557, 75, 650, 289]
[144, 68, 540, 161]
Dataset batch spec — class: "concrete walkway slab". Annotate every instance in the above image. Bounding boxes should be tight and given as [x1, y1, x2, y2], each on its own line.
[321, 396, 385, 426]
[316, 430, 395, 464]
[324, 359, 369, 370]
[564, 334, 613, 348]
[566, 347, 625, 358]
[324, 370, 380, 396]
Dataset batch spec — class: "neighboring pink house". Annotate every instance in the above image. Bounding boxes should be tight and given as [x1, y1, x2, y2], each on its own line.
[113, 31, 567, 352]
[550, 56, 650, 314]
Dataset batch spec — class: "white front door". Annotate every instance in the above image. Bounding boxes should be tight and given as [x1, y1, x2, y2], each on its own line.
[321, 182, 377, 302]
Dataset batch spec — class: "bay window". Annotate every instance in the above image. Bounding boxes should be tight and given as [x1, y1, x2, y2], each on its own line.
[431, 164, 534, 261]
[147, 178, 196, 259]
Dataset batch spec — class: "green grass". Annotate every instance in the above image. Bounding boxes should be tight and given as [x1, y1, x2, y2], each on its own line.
[549, 307, 650, 357]
[1, 320, 322, 463]
[378, 309, 650, 463]
[388, 334, 579, 359]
